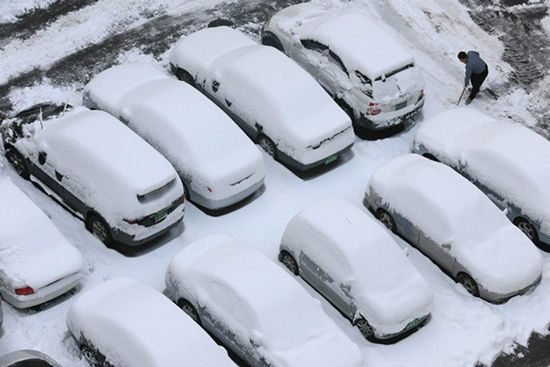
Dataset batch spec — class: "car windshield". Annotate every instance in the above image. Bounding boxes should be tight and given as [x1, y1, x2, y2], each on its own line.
[376, 63, 414, 82]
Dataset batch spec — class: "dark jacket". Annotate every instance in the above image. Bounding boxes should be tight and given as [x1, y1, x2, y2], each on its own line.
[464, 51, 487, 86]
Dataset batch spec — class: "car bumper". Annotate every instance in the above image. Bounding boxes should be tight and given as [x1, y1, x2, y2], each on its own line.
[356, 100, 424, 134]
[374, 314, 431, 341]
[112, 209, 184, 247]
[1, 273, 80, 309]
[190, 178, 264, 210]
[480, 275, 542, 304]
[277, 143, 353, 172]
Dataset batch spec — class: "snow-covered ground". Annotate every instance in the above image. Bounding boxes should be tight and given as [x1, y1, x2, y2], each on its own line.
[1, 0, 549, 366]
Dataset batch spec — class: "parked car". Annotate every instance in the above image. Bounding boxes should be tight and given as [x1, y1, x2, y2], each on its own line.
[170, 26, 355, 172]
[413, 107, 550, 248]
[364, 154, 543, 303]
[66, 277, 235, 367]
[0, 178, 83, 309]
[2, 105, 185, 248]
[0, 350, 63, 367]
[280, 196, 433, 341]
[262, 3, 425, 138]
[165, 234, 364, 367]
[83, 64, 265, 210]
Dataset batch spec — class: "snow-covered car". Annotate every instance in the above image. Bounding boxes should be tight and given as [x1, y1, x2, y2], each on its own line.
[165, 234, 364, 367]
[262, 3, 425, 137]
[83, 64, 265, 210]
[0, 350, 63, 367]
[2, 104, 185, 248]
[66, 277, 235, 367]
[280, 196, 433, 341]
[169, 26, 355, 172]
[413, 107, 550, 248]
[0, 178, 83, 309]
[364, 154, 543, 303]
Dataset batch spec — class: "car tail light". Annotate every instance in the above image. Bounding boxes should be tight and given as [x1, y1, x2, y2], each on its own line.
[207, 187, 212, 193]
[15, 286, 34, 295]
[368, 103, 381, 116]
[124, 218, 138, 225]
[179, 194, 185, 204]
[417, 89, 424, 103]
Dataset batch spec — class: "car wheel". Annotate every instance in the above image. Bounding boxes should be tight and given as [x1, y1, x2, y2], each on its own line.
[422, 153, 439, 162]
[80, 344, 101, 367]
[261, 31, 285, 52]
[87, 214, 113, 247]
[178, 299, 201, 325]
[457, 273, 479, 296]
[355, 318, 375, 340]
[258, 135, 277, 157]
[208, 19, 234, 28]
[279, 251, 299, 275]
[376, 208, 396, 233]
[514, 218, 540, 244]
[5, 148, 30, 179]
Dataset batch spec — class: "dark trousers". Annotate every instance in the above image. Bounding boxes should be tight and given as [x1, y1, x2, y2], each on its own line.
[469, 66, 488, 100]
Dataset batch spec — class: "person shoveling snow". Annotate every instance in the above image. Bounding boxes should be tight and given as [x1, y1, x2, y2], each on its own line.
[458, 50, 489, 105]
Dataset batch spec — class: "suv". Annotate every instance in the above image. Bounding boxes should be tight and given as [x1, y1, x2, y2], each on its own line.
[2, 104, 185, 248]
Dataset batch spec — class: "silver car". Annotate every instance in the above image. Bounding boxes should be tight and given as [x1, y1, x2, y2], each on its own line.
[364, 154, 543, 303]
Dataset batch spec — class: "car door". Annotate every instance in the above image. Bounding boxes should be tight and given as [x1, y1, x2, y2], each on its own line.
[391, 209, 420, 246]
[293, 39, 331, 90]
[417, 232, 456, 273]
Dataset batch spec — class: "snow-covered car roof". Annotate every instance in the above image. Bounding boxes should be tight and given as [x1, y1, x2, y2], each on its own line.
[369, 154, 542, 294]
[86, 64, 263, 183]
[167, 234, 363, 367]
[170, 27, 351, 147]
[282, 197, 432, 329]
[66, 277, 235, 367]
[0, 178, 83, 290]
[415, 107, 550, 229]
[269, 4, 415, 79]
[32, 107, 179, 219]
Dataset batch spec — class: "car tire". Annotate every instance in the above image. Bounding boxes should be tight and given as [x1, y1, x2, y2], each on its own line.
[261, 31, 285, 52]
[87, 214, 113, 247]
[177, 298, 201, 325]
[376, 208, 396, 233]
[80, 344, 101, 367]
[457, 273, 479, 296]
[5, 148, 30, 179]
[279, 251, 299, 275]
[513, 217, 540, 246]
[258, 135, 277, 158]
[422, 153, 439, 162]
[355, 317, 375, 340]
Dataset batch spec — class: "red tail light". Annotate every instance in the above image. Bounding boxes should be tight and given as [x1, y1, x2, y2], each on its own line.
[207, 187, 212, 193]
[417, 89, 424, 103]
[180, 194, 185, 204]
[368, 102, 381, 116]
[124, 218, 138, 224]
[15, 286, 34, 295]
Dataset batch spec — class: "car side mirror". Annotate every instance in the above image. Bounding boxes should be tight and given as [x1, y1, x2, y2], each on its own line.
[212, 80, 220, 93]
[442, 243, 452, 251]
[38, 151, 47, 165]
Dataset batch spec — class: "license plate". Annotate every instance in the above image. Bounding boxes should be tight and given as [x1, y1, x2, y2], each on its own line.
[406, 318, 420, 330]
[325, 155, 338, 165]
[154, 210, 167, 222]
[395, 101, 407, 110]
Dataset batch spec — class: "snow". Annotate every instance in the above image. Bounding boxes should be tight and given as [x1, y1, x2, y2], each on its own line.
[166, 234, 364, 367]
[17, 107, 183, 227]
[66, 277, 235, 367]
[85, 64, 265, 202]
[281, 196, 433, 335]
[0, 177, 83, 290]
[367, 154, 543, 295]
[170, 26, 354, 164]
[414, 107, 550, 233]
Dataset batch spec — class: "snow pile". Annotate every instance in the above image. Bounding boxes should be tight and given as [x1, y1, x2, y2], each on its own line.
[0, 0, 56, 23]
[166, 234, 364, 367]
[281, 196, 433, 335]
[15, 107, 183, 229]
[415, 107, 550, 233]
[66, 277, 235, 367]
[0, 177, 83, 290]
[368, 154, 542, 294]
[171, 26, 354, 164]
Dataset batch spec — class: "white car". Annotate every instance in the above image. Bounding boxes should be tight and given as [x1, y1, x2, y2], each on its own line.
[413, 107, 550, 248]
[84, 64, 265, 210]
[66, 277, 235, 367]
[170, 26, 355, 172]
[166, 234, 364, 367]
[262, 3, 425, 137]
[0, 178, 83, 308]
[364, 154, 543, 303]
[2, 105, 185, 248]
[280, 196, 433, 341]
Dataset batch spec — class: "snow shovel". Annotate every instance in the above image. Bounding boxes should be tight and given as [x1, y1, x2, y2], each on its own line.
[457, 87, 467, 106]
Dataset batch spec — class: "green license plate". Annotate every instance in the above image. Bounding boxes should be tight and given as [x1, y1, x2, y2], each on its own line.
[155, 210, 167, 222]
[395, 101, 407, 110]
[406, 318, 420, 330]
[325, 155, 338, 165]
